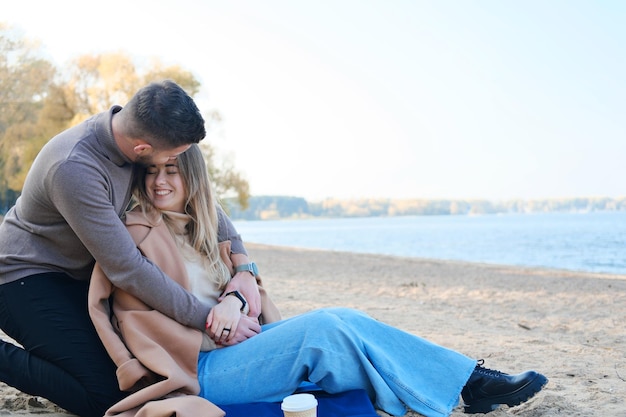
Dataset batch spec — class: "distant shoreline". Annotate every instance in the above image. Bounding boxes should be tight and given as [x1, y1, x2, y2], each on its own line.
[4, 196, 626, 218]
[224, 195, 626, 221]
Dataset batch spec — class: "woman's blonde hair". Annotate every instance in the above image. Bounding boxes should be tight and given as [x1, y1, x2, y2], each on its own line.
[132, 143, 232, 289]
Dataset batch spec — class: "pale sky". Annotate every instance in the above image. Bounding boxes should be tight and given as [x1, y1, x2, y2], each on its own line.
[3, 0, 626, 201]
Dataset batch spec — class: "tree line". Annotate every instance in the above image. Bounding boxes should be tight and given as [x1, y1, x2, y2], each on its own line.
[0, 22, 250, 213]
[223, 195, 626, 220]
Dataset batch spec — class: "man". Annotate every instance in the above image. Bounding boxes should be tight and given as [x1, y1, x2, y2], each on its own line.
[0, 80, 261, 417]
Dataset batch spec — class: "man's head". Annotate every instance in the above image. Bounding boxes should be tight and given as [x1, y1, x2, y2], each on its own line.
[113, 80, 206, 164]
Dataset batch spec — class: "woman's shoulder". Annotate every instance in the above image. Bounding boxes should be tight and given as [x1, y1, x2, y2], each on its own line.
[124, 205, 168, 225]
[123, 207, 163, 245]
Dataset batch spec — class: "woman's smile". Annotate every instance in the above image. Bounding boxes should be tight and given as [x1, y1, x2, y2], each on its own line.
[145, 163, 186, 213]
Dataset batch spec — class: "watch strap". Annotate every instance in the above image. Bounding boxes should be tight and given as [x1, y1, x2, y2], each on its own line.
[235, 262, 258, 276]
[224, 290, 247, 312]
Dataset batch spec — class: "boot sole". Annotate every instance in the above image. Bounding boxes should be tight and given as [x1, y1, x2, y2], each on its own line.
[464, 373, 548, 414]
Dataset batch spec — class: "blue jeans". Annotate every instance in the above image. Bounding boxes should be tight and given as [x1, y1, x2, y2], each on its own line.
[198, 308, 476, 417]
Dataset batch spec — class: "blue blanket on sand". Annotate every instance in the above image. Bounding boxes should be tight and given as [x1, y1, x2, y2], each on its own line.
[218, 384, 379, 417]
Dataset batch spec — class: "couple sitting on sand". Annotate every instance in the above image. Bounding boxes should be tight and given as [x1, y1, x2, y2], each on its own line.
[0, 81, 546, 417]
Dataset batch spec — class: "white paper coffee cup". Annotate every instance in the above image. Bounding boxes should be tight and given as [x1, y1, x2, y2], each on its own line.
[281, 393, 318, 417]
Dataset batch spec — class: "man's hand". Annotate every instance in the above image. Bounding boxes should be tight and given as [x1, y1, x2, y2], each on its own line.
[218, 314, 261, 346]
[221, 271, 262, 318]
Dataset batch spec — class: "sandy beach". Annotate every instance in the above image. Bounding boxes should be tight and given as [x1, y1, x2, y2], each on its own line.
[2, 242, 625, 416]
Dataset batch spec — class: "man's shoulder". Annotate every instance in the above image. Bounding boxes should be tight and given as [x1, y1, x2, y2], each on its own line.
[37, 115, 103, 166]
[45, 108, 122, 168]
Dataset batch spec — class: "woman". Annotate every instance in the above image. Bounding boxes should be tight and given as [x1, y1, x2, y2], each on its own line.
[89, 144, 280, 417]
[90, 145, 547, 417]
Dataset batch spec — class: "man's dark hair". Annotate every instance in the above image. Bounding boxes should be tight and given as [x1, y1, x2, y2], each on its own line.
[125, 80, 206, 148]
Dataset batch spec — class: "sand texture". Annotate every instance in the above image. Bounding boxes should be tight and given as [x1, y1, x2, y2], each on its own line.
[2, 243, 625, 416]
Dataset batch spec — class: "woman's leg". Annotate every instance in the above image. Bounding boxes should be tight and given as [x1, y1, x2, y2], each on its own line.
[0, 273, 125, 417]
[198, 307, 475, 417]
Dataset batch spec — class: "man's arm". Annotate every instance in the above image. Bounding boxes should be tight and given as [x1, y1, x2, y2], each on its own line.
[52, 161, 210, 330]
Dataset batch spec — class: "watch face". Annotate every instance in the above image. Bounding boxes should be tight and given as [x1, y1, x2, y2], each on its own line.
[251, 262, 259, 275]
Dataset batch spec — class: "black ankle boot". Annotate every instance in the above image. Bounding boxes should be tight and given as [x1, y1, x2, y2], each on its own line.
[461, 360, 548, 414]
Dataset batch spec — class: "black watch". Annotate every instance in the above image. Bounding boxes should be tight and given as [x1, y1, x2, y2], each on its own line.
[225, 290, 247, 312]
[235, 262, 258, 277]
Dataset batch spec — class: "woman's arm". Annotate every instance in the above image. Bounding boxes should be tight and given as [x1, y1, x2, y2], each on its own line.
[88, 263, 154, 390]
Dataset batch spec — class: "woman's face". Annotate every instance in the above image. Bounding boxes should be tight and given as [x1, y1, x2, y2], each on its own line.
[144, 162, 186, 213]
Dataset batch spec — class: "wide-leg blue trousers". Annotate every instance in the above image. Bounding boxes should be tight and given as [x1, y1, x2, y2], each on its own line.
[198, 308, 476, 417]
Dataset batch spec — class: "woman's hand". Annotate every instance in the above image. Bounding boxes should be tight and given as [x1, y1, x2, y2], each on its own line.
[218, 314, 261, 346]
[221, 271, 261, 318]
[206, 296, 243, 344]
[224, 253, 262, 318]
